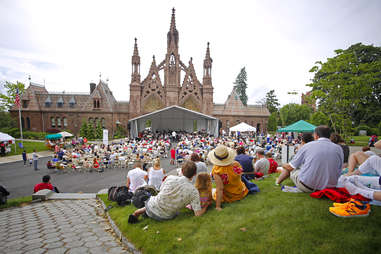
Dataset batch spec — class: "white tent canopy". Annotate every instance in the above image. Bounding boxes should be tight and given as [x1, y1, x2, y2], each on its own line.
[0, 132, 15, 142]
[229, 122, 256, 133]
[59, 131, 73, 138]
[129, 105, 219, 138]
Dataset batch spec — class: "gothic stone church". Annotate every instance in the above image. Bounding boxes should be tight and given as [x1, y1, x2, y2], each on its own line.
[11, 9, 269, 136]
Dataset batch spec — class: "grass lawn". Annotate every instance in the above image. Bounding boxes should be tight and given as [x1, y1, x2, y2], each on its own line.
[346, 136, 372, 147]
[6, 140, 48, 156]
[0, 196, 32, 210]
[99, 175, 381, 254]
[97, 176, 381, 253]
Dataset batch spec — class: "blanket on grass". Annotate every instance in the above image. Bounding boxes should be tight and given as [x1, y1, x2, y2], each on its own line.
[310, 187, 369, 203]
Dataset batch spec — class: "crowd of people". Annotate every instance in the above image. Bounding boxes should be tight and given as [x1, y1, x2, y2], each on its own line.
[28, 126, 381, 220]
[127, 126, 381, 221]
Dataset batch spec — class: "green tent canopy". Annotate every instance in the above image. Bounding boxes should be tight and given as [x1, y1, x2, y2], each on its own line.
[277, 120, 316, 133]
[45, 133, 62, 140]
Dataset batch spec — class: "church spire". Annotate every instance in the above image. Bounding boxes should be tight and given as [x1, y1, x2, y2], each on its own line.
[131, 38, 140, 83]
[170, 8, 176, 33]
[167, 8, 179, 54]
[133, 38, 139, 57]
[203, 42, 212, 79]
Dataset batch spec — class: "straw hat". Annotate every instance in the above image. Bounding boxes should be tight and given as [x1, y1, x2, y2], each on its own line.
[208, 145, 236, 166]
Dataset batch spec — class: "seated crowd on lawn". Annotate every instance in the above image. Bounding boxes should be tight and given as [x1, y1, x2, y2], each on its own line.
[41, 126, 381, 219]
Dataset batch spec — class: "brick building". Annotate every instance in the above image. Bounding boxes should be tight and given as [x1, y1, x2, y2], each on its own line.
[10, 9, 269, 136]
[301, 91, 316, 111]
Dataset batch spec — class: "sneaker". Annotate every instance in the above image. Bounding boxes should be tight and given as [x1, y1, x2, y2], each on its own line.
[329, 200, 370, 218]
[332, 199, 365, 207]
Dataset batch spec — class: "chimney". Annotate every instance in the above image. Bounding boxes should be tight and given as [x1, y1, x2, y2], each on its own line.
[90, 83, 96, 94]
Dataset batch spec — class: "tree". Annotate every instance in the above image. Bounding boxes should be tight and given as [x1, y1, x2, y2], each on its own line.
[95, 120, 103, 139]
[114, 124, 126, 138]
[307, 43, 381, 134]
[0, 81, 25, 111]
[233, 67, 248, 106]
[86, 123, 95, 139]
[0, 111, 16, 129]
[279, 103, 313, 126]
[79, 121, 88, 138]
[265, 90, 280, 114]
[309, 111, 329, 126]
[267, 112, 279, 131]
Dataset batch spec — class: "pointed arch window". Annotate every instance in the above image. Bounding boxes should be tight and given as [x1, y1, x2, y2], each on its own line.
[51, 117, 55, 127]
[101, 118, 105, 128]
[169, 53, 176, 68]
[21, 117, 25, 129]
[93, 99, 100, 109]
[26, 117, 31, 130]
[57, 118, 61, 127]
[63, 117, 68, 127]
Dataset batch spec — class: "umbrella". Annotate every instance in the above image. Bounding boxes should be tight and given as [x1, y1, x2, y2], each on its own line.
[59, 131, 73, 138]
[277, 120, 316, 133]
[45, 133, 63, 140]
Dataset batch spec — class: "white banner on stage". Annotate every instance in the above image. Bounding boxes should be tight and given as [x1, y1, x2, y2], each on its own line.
[103, 129, 108, 145]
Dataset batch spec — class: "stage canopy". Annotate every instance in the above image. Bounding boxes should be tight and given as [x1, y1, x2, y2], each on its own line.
[128, 105, 219, 138]
[277, 120, 316, 133]
[229, 122, 256, 133]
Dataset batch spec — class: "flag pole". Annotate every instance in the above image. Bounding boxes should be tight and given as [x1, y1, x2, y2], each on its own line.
[16, 85, 23, 146]
[18, 105, 23, 141]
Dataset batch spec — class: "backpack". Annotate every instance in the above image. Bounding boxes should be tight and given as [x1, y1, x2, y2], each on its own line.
[108, 186, 133, 206]
[241, 175, 260, 194]
[0, 185, 10, 205]
[132, 185, 158, 208]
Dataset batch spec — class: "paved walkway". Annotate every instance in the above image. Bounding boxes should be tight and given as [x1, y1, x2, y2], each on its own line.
[0, 199, 131, 254]
[0, 150, 53, 165]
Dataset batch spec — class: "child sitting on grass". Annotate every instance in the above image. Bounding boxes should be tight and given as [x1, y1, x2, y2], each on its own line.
[195, 173, 213, 209]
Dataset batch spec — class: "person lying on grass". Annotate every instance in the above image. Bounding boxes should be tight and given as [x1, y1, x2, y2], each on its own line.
[345, 140, 381, 176]
[128, 161, 208, 223]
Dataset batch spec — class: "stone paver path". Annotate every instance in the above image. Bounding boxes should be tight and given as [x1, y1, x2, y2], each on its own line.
[0, 199, 130, 254]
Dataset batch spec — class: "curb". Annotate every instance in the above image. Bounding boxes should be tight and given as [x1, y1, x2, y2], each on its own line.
[96, 196, 141, 254]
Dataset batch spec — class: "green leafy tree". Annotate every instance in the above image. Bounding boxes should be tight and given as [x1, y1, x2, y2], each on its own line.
[95, 120, 103, 139]
[309, 111, 329, 126]
[265, 90, 280, 114]
[0, 111, 16, 129]
[307, 43, 381, 134]
[267, 112, 279, 131]
[79, 121, 88, 138]
[87, 124, 95, 139]
[0, 81, 25, 111]
[114, 124, 126, 138]
[279, 104, 313, 126]
[233, 67, 248, 106]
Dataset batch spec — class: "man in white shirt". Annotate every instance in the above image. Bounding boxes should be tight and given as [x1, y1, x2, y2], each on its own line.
[254, 149, 270, 175]
[128, 161, 208, 223]
[172, 131, 177, 141]
[276, 126, 343, 192]
[126, 161, 147, 193]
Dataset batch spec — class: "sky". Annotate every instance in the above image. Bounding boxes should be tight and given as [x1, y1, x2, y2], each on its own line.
[1, 0, 381, 105]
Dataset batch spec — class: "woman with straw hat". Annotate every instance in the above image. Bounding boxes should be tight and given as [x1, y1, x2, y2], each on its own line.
[208, 145, 248, 210]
